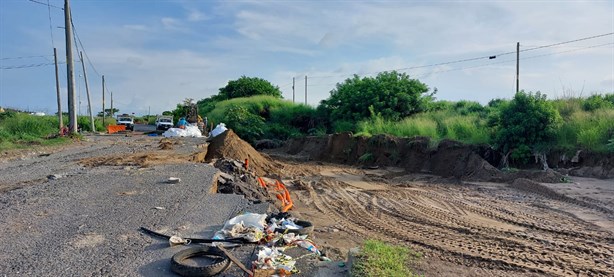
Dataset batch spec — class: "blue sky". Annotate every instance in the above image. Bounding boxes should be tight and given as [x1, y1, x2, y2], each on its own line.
[1, 0, 613, 116]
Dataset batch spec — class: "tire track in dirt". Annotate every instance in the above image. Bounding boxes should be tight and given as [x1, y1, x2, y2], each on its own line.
[302, 175, 614, 276]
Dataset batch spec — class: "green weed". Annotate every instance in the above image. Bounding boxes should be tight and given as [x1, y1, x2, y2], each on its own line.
[351, 240, 422, 277]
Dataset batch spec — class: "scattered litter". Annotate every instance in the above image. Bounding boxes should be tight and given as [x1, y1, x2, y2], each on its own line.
[212, 213, 267, 244]
[169, 235, 189, 247]
[47, 174, 62, 180]
[210, 123, 228, 138]
[162, 125, 203, 138]
[254, 246, 297, 275]
[167, 177, 181, 184]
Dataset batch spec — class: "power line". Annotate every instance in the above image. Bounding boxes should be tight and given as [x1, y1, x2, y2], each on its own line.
[416, 42, 614, 79]
[27, 0, 62, 9]
[520, 33, 613, 53]
[306, 42, 614, 89]
[1, 55, 52, 60]
[1, 62, 65, 70]
[309, 32, 614, 79]
[46, 0, 55, 48]
[70, 13, 101, 77]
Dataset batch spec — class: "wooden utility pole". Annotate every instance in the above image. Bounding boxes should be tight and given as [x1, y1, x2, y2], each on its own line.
[102, 75, 105, 126]
[53, 48, 63, 129]
[516, 42, 519, 93]
[110, 92, 113, 118]
[64, 0, 77, 133]
[304, 75, 307, 105]
[292, 77, 295, 103]
[80, 51, 94, 132]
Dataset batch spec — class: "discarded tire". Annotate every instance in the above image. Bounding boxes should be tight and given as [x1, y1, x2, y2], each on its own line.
[275, 220, 314, 235]
[170, 246, 231, 277]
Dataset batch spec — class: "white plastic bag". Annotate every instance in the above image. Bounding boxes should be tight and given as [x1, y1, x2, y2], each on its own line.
[210, 123, 228, 137]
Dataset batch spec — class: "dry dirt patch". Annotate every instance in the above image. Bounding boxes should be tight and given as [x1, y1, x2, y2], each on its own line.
[277, 161, 614, 276]
[79, 151, 192, 167]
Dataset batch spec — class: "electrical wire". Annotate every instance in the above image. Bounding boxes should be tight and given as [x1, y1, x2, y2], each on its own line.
[306, 42, 614, 89]
[0, 55, 52, 60]
[70, 13, 101, 77]
[46, 0, 55, 48]
[27, 0, 62, 10]
[1, 62, 65, 70]
[309, 32, 614, 79]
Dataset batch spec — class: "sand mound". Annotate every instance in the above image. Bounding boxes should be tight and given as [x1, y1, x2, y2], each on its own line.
[509, 178, 564, 198]
[429, 140, 503, 181]
[205, 130, 278, 177]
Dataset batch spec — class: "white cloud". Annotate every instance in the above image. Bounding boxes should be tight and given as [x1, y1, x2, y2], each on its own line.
[2, 0, 612, 114]
[187, 9, 209, 22]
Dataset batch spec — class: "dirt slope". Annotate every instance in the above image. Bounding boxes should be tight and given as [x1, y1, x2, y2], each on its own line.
[206, 130, 280, 177]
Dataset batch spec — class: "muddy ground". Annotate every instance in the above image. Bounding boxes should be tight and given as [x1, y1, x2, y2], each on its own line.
[1, 131, 613, 276]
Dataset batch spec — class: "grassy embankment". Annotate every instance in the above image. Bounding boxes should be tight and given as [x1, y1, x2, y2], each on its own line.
[201, 95, 613, 154]
[0, 111, 109, 151]
[356, 98, 614, 153]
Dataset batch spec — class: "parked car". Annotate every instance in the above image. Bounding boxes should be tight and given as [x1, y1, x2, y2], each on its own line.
[116, 114, 134, 131]
[156, 115, 173, 130]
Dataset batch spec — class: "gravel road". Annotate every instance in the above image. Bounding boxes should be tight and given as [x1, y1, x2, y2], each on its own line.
[0, 135, 268, 276]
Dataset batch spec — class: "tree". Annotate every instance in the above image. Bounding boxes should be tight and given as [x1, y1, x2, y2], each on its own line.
[218, 76, 282, 100]
[97, 108, 119, 117]
[491, 91, 561, 169]
[319, 71, 433, 123]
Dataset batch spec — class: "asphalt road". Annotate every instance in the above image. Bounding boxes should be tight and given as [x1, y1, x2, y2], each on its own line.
[134, 123, 157, 133]
[0, 135, 267, 276]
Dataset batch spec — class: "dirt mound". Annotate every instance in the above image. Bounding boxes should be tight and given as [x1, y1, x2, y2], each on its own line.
[508, 178, 564, 198]
[283, 134, 503, 181]
[206, 130, 278, 177]
[429, 140, 503, 181]
[508, 169, 566, 183]
[80, 152, 189, 168]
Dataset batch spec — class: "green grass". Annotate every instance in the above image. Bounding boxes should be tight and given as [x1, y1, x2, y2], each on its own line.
[0, 112, 77, 151]
[206, 95, 319, 142]
[357, 110, 490, 144]
[554, 108, 614, 152]
[351, 240, 422, 277]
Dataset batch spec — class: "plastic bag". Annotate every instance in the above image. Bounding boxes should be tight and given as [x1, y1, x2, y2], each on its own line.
[210, 123, 228, 137]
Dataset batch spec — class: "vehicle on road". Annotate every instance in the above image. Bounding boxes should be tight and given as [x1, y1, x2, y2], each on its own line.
[156, 115, 174, 130]
[117, 114, 135, 131]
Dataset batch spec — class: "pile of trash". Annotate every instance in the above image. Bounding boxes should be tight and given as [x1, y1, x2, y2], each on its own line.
[162, 125, 203, 138]
[141, 212, 325, 276]
[212, 212, 327, 275]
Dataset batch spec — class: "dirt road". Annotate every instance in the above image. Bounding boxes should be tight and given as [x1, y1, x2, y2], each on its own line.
[1, 133, 612, 276]
[0, 135, 263, 276]
[282, 162, 614, 276]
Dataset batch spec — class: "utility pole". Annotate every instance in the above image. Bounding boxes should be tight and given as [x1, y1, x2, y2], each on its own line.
[292, 77, 295, 103]
[110, 92, 113, 118]
[304, 75, 307, 105]
[53, 48, 63, 129]
[102, 75, 105, 126]
[64, 0, 77, 133]
[516, 42, 519, 93]
[80, 51, 94, 132]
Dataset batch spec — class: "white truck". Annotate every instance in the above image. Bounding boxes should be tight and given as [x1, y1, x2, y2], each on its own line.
[116, 114, 134, 131]
[155, 115, 174, 130]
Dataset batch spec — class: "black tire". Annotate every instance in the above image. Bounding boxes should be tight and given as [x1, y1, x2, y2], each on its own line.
[275, 220, 314, 235]
[170, 246, 231, 277]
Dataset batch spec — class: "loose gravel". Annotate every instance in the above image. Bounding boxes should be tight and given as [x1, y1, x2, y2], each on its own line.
[0, 135, 268, 276]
